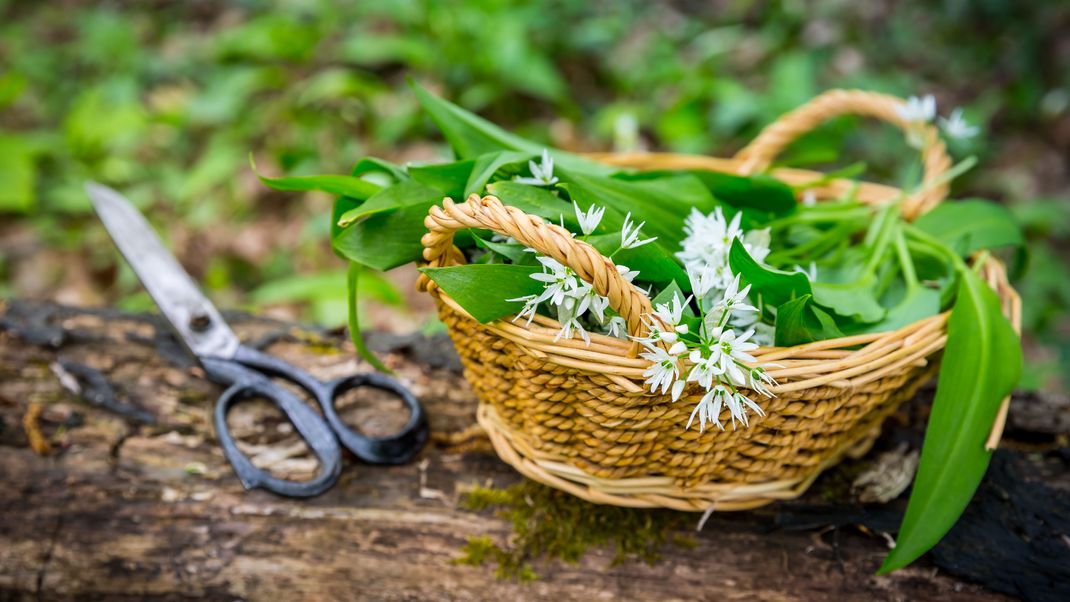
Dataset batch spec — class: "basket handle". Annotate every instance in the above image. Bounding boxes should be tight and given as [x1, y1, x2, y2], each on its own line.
[419, 194, 654, 339]
[734, 89, 952, 221]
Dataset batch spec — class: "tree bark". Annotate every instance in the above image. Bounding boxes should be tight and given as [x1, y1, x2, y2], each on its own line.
[1, 300, 1066, 601]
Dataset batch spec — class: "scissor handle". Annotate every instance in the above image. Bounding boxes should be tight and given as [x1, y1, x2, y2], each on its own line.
[229, 345, 429, 465]
[321, 372, 429, 464]
[202, 355, 343, 497]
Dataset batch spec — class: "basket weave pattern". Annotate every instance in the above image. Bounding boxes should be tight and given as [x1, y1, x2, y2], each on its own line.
[416, 90, 1020, 511]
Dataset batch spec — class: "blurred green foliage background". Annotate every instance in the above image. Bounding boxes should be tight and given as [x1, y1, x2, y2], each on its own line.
[1, 0, 1067, 392]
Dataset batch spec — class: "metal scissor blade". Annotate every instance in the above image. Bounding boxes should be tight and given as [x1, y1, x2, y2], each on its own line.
[86, 182, 240, 360]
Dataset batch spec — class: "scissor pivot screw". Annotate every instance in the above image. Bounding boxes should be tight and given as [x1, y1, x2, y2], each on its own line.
[189, 313, 212, 332]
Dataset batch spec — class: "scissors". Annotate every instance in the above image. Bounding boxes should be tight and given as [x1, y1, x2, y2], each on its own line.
[86, 182, 429, 498]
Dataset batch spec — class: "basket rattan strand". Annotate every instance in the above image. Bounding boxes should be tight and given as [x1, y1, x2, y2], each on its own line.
[415, 90, 1021, 512]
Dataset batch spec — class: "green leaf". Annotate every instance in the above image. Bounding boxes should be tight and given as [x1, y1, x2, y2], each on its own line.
[409, 159, 475, 200]
[585, 233, 689, 289]
[811, 277, 887, 323]
[729, 238, 812, 307]
[880, 268, 1021, 573]
[471, 231, 528, 263]
[351, 157, 409, 186]
[409, 80, 613, 175]
[330, 195, 361, 251]
[558, 170, 716, 248]
[914, 200, 1024, 257]
[688, 170, 797, 217]
[337, 180, 443, 227]
[465, 151, 532, 197]
[774, 295, 843, 346]
[347, 262, 392, 374]
[486, 181, 573, 224]
[0, 134, 37, 212]
[254, 158, 381, 200]
[860, 287, 942, 334]
[333, 201, 438, 271]
[419, 264, 543, 323]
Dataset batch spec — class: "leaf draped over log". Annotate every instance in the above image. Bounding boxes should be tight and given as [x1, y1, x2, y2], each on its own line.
[880, 268, 1021, 573]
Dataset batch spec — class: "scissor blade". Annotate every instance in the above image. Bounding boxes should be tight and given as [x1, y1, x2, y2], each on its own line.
[86, 182, 240, 360]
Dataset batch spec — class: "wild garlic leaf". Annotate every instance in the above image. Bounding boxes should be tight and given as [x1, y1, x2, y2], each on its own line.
[880, 268, 1021, 573]
[584, 233, 689, 290]
[859, 287, 942, 334]
[330, 195, 360, 255]
[774, 294, 843, 346]
[913, 199, 1024, 257]
[471, 231, 528, 263]
[351, 157, 409, 185]
[811, 277, 887, 323]
[418, 264, 544, 323]
[728, 238, 812, 307]
[559, 170, 715, 248]
[687, 170, 797, 217]
[465, 150, 533, 197]
[409, 80, 613, 175]
[408, 159, 475, 200]
[256, 169, 381, 200]
[486, 181, 574, 225]
[336, 180, 443, 227]
[333, 201, 439, 270]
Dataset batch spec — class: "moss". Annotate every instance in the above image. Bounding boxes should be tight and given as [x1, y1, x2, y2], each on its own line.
[454, 479, 695, 581]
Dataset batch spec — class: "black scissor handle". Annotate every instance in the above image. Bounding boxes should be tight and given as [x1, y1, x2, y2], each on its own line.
[321, 372, 429, 465]
[230, 346, 428, 465]
[202, 356, 342, 498]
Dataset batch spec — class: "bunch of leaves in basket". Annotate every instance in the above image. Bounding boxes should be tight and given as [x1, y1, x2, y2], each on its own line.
[255, 82, 1022, 574]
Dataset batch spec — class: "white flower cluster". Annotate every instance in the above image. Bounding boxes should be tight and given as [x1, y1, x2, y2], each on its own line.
[631, 207, 777, 432]
[677, 207, 773, 343]
[896, 94, 979, 141]
[507, 201, 652, 344]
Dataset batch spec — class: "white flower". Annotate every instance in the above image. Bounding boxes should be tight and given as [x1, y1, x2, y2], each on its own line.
[686, 347, 723, 389]
[553, 296, 590, 344]
[620, 212, 657, 249]
[687, 384, 728, 432]
[897, 94, 936, 123]
[616, 264, 639, 283]
[530, 256, 577, 305]
[726, 388, 766, 429]
[605, 315, 628, 339]
[568, 281, 609, 323]
[713, 327, 759, 387]
[714, 274, 758, 316]
[939, 108, 979, 139]
[573, 201, 605, 235]
[801, 190, 817, 207]
[687, 263, 722, 301]
[742, 228, 771, 264]
[638, 295, 690, 345]
[748, 367, 777, 398]
[721, 210, 744, 248]
[640, 342, 687, 401]
[507, 293, 541, 326]
[513, 149, 559, 186]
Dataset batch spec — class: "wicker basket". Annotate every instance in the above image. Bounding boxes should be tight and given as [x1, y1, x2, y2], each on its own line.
[416, 90, 1021, 511]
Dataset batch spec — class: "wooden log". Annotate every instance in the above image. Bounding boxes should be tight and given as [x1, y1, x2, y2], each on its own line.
[1, 300, 1066, 601]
